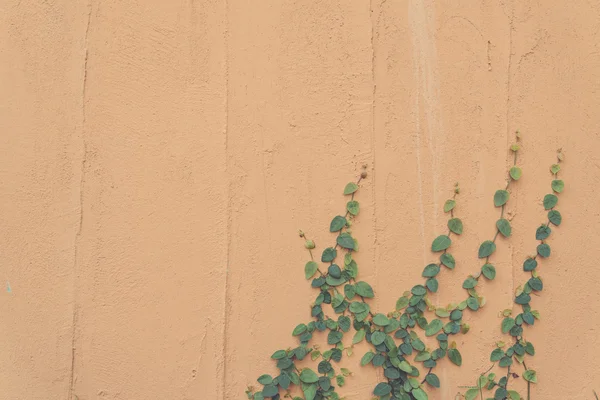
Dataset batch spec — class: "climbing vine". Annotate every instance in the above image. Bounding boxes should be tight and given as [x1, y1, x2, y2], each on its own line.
[245, 138, 565, 400]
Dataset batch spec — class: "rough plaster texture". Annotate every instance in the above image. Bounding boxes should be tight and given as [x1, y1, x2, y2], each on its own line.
[1, 0, 599, 399]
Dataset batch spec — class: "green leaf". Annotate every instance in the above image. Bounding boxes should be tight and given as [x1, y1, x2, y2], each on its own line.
[396, 296, 409, 310]
[501, 318, 515, 333]
[425, 373, 440, 388]
[432, 235, 452, 252]
[422, 263, 440, 278]
[373, 314, 390, 326]
[302, 383, 317, 400]
[330, 216, 347, 232]
[293, 324, 307, 336]
[551, 179, 564, 193]
[299, 369, 319, 383]
[352, 329, 365, 344]
[536, 225, 551, 240]
[523, 258, 538, 271]
[426, 278, 438, 293]
[360, 351, 375, 366]
[347, 201, 360, 216]
[466, 297, 479, 311]
[490, 348, 504, 362]
[321, 247, 337, 262]
[327, 330, 343, 345]
[550, 163, 561, 174]
[444, 199, 456, 213]
[494, 190, 510, 207]
[448, 348, 462, 366]
[336, 375, 345, 387]
[411, 285, 427, 296]
[543, 194, 558, 210]
[499, 356, 513, 367]
[271, 350, 286, 359]
[509, 166, 522, 180]
[373, 383, 392, 396]
[478, 240, 496, 258]
[465, 388, 479, 400]
[343, 182, 358, 195]
[425, 319, 443, 336]
[448, 218, 463, 235]
[355, 281, 374, 298]
[482, 264, 496, 280]
[398, 361, 413, 373]
[441, 253, 455, 269]
[529, 277, 543, 291]
[412, 388, 428, 400]
[371, 331, 386, 346]
[258, 374, 273, 385]
[304, 261, 319, 280]
[548, 210, 562, 226]
[262, 384, 278, 397]
[508, 390, 521, 400]
[462, 277, 477, 289]
[336, 233, 355, 249]
[496, 218, 512, 237]
[537, 243, 551, 258]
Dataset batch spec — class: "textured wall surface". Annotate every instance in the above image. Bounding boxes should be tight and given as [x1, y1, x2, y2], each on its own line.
[1, 0, 599, 399]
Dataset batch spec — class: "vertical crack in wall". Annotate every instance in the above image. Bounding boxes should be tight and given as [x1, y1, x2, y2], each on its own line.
[219, 0, 231, 397]
[68, 2, 92, 398]
[505, 9, 516, 308]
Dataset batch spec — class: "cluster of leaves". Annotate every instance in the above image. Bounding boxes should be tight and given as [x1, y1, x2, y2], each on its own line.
[246, 140, 565, 400]
[461, 150, 565, 400]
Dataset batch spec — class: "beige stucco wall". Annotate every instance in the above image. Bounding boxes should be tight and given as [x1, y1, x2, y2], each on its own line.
[1, 0, 599, 399]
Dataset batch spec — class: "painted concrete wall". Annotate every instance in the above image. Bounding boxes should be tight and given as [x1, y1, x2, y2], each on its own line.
[1, 0, 599, 399]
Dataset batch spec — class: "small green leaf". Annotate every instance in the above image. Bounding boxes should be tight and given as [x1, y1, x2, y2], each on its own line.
[343, 182, 359, 195]
[360, 351, 374, 366]
[412, 388, 428, 400]
[482, 264, 496, 280]
[543, 194, 558, 210]
[321, 247, 337, 262]
[536, 225, 551, 240]
[302, 383, 317, 400]
[448, 218, 463, 235]
[551, 179, 564, 193]
[478, 240, 496, 258]
[499, 356, 513, 367]
[355, 281, 374, 298]
[293, 324, 307, 336]
[271, 350, 286, 360]
[346, 201, 360, 215]
[440, 253, 455, 269]
[466, 297, 479, 311]
[537, 243, 551, 258]
[396, 296, 409, 310]
[411, 285, 427, 296]
[373, 382, 392, 396]
[299, 369, 319, 383]
[422, 263, 440, 278]
[373, 314, 390, 326]
[462, 277, 478, 289]
[432, 235, 452, 252]
[258, 374, 273, 385]
[548, 210, 562, 226]
[425, 319, 443, 336]
[426, 278, 438, 293]
[465, 388, 479, 400]
[550, 164, 561, 174]
[327, 330, 343, 345]
[494, 190, 510, 207]
[523, 258, 538, 271]
[501, 318, 515, 333]
[398, 361, 413, 373]
[444, 199, 456, 213]
[352, 329, 365, 344]
[336, 233, 355, 249]
[304, 261, 319, 280]
[490, 348, 504, 362]
[262, 384, 278, 397]
[330, 216, 347, 232]
[371, 331, 386, 346]
[425, 373, 440, 388]
[448, 348, 462, 366]
[508, 390, 521, 400]
[496, 219, 512, 237]
[509, 166, 522, 180]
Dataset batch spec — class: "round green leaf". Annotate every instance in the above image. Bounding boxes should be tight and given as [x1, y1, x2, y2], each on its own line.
[448, 218, 463, 235]
[482, 264, 496, 280]
[396, 296, 409, 310]
[352, 329, 365, 344]
[462, 277, 478, 289]
[398, 361, 413, 373]
[523, 258, 537, 271]
[261, 384, 278, 397]
[303, 383, 317, 400]
[548, 210, 562, 226]
[271, 350, 286, 360]
[499, 356, 512, 367]
[321, 247, 337, 262]
[293, 324, 307, 336]
[355, 281, 374, 298]
[494, 190, 510, 207]
[327, 330, 343, 345]
[371, 331, 386, 346]
[501, 317, 515, 333]
[490, 348, 504, 362]
[432, 235, 452, 252]
[441, 253, 455, 269]
[478, 240, 496, 258]
[466, 297, 479, 311]
[536, 225, 551, 240]
[444, 199, 456, 213]
[448, 348, 462, 366]
[426, 278, 438, 293]
[551, 179, 564, 193]
[299, 369, 319, 383]
[373, 382, 392, 396]
[465, 388, 479, 400]
[346, 200, 360, 215]
[336, 232, 355, 249]
[537, 243, 551, 258]
[543, 194, 558, 210]
[411, 285, 427, 296]
[329, 215, 347, 232]
[412, 388, 428, 400]
[422, 263, 440, 278]
[550, 163, 561, 174]
[373, 313, 390, 326]
[425, 373, 440, 388]
[523, 369, 537, 383]
[529, 277, 543, 291]
[509, 166, 522, 180]
[343, 182, 358, 195]
[258, 374, 273, 385]
[496, 218, 511, 237]
[360, 351, 375, 366]
[425, 319, 443, 336]
[304, 261, 318, 280]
